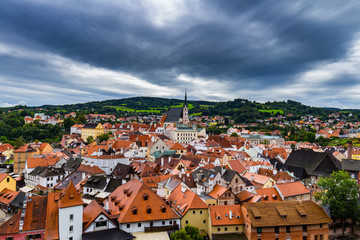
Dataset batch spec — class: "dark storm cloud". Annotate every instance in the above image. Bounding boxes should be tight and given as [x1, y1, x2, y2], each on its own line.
[0, 0, 360, 106]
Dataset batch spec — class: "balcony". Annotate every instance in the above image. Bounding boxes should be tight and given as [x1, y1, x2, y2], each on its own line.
[145, 224, 179, 232]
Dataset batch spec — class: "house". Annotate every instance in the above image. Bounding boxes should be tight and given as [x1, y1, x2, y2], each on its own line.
[275, 181, 311, 201]
[167, 183, 209, 233]
[342, 159, 360, 184]
[82, 154, 129, 175]
[0, 173, 16, 192]
[13, 145, 37, 174]
[213, 166, 247, 194]
[0, 182, 83, 240]
[208, 184, 236, 206]
[0, 143, 14, 162]
[208, 205, 245, 240]
[83, 200, 118, 233]
[81, 123, 105, 142]
[243, 172, 276, 188]
[242, 201, 332, 240]
[285, 149, 340, 184]
[106, 179, 181, 233]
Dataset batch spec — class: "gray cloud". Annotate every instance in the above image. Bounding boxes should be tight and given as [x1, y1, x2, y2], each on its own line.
[0, 0, 360, 107]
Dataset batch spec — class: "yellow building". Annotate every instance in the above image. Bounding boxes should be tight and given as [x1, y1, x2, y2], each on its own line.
[0, 173, 16, 192]
[38, 142, 53, 155]
[81, 123, 104, 142]
[167, 184, 209, 234]
[208, 205, 244, 240]
[351, 150, 360, 160]
[13, 145, 37, 174]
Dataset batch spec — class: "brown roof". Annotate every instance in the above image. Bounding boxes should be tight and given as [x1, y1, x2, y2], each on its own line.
[22, 196, 48, 231]
[14, 144, 36, 153]
[108, 179, 180, 224]
[142, 175, 173, 188]
[209, 205, 244, 226]
[59, 181, 84, 208]
[229, 160, 246, 174]
[276, 181, 311, 198]
[0, 188, 19, 205]
[243, 201, 332, 227]
[0, 143, 14, 152]
[83, 200, 117, 230]
[0, 173, 9, 183]
[0, 210, 21, 235]
[255, 188, 282, 202]
[77, 164, 105, 175]
[208, 184, 228, 199]
[167, 184, 207, 215]
[45, 192, 60, 240]
[27, 155, 60, 169]
[170, 142, 186, 150]
[236, 190, 255, 202]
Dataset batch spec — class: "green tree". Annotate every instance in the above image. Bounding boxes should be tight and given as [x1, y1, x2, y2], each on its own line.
[15, 136, 25, 149]
[170, 225, 203, 240]
[230, 132, 238, 137]
[86, 136, 94, 144]
[64, 117, 76, 132]
[98, 133, 109, 143]
[315, 170, 360, 235]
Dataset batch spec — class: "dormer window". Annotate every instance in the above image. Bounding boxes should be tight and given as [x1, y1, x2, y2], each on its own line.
[132, 207, 138, 215]
[146, 206, 152, 214]
[161, 205, 166, 213]
[143, 193, 149, 201]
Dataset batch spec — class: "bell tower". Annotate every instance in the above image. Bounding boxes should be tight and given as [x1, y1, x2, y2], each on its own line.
[182, 89, 189, 125]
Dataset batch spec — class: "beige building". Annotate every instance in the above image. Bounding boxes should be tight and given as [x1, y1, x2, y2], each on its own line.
[168, 125, 199, 144]
[13, 145, 37, 174]
[81, 123, 104, 142]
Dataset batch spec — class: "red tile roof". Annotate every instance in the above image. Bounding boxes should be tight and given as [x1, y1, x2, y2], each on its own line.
[276, 181, 311, 197]
[208, 184, 228, 199]
[0, 210, 22, 235]
[45, 192, 60, 240]
[209, 205, 244, 226]
[83, 200, 117, 230]
[22, 196, 47, 231]
[0, 188, 19, 205]
[59, 181, 84, 208]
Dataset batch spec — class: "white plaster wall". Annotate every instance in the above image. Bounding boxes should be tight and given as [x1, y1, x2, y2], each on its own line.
[59, 205, 83, 240]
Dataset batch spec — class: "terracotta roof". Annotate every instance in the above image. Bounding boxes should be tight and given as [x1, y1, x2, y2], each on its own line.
[0, 188, 19, 205]
[255, 188, 281, 202]
[167, 184, 207, 215]
[39, 143, 50, 151]
[209, 205, 244, 226]
[243, 172, 273, 186]
[243, 201, 332, 227]
[170, 142, 186, 150]
[44, 192, 60, 240]
[276, 181, 310, 198]
[0, 210, 22, 235]
[87, 145, 110, 156]
[236, 190, 255, 202]
[83, 200, 117, 230]
[0, 173, 9, 183]
[77, 164, 105, 175]
[27, 155, 60, 169]
[229, 160, 246, 174]
[0, 143, 14, 152]
[22, 196, 47, 231]
[108, 179, 180, 224]
[59, 181, 84, 208]
[208, 184, 228, 199]
[14, 144, 36, 153]
[142, 175, 173, 188]
[111, 140, 132, 151]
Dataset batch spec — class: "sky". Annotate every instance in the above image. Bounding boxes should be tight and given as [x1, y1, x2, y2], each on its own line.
[1, 0, 360, 108]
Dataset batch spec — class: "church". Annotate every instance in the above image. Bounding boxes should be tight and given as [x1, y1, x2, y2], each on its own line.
[163, 91, 189, 126]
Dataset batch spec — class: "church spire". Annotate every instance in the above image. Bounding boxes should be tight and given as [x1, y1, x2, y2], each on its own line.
[184, 88, 187, 107]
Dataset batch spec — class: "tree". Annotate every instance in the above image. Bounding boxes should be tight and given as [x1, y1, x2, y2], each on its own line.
[315, 170, 360, 235]
[15, 136, 25, 149]
[98, 133, 109, 143]
[230, 132, 238, 137]
[170, 225, 203, 240]
[86, 136, 94, 144]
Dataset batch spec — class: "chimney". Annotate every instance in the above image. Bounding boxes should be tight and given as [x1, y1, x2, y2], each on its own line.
[161, 158, 164, 166]
[105, 197, 109, 211]
[347, 141, 353, 158]
[168, 157, 171, 163]
[229, 210, 233, 220]
[251, 175, 254, 182]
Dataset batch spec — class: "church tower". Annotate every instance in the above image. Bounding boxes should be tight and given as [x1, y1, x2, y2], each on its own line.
[182, 89, 189, 125]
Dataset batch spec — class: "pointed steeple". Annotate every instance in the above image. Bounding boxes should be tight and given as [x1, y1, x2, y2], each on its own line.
[184, 88, 188, 107]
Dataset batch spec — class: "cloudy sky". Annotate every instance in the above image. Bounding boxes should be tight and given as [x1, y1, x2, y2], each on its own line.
[1, 0, 360, 108]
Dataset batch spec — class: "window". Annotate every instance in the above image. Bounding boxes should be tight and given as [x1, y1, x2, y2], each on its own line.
[127, 224, 130, 228]
[200, 210, 202, 214]
[35, 234, 41, 239]
[217, 228, 220, 232]
[320, 224, 323, 228]
[69, 238, 73, 240]
[6, 237, 14, 240]
[275, 226, 279, 234]
[96, 221, 107, 228]
[193, 210, 195, 214]
[236, 227, 238, 231]
[69, 225, 73, 232]
[303, 225, 307, 232]
[162, 221, 165, 225]
[320, 235, 323, 240]
[303, 237, 308, 240]
[70, 214, 74, 221]
[7, 178, 9, 182]
[146, 207, 152, 214]
[170, 221, 172, 224]
[225, 227, 227, 231]
[315, 236, 318, 240]
[286, 226, 290, 234]
[257, 227, 262, 235]
[138, 223, 141, 227]
[186, 220, 189, 224]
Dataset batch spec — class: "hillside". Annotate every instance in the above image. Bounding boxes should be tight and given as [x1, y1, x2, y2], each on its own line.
[2, 97, 360, 123]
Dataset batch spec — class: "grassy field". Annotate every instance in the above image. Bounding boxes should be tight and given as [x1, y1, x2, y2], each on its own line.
[170, 103, 194, 109]
[191, 112, 202, 116]
[199, 104, 214, 108]
[259, 109, 284, 114]
[107, 106, 162, 113]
